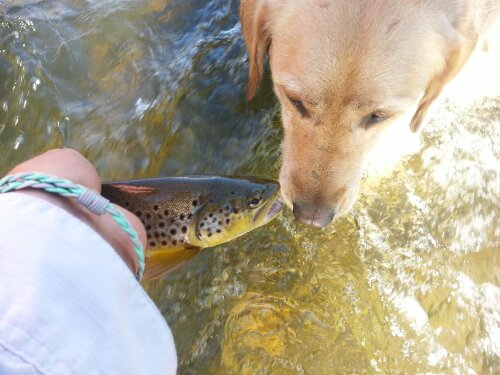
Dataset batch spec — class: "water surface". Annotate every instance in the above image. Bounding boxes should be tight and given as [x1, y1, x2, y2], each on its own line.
[1, 1, 499, 374]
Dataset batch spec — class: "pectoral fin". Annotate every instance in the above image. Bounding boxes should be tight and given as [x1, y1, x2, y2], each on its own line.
[143, 247, 201, 281]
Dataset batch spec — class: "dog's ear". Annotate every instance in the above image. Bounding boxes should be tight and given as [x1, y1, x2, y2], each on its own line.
[240, 0, 271, 100]
[409, 13, 478, 132]
[409, 44, 475, 132]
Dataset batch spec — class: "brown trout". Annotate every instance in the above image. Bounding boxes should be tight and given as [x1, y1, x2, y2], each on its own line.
[101, 176, 282, 280]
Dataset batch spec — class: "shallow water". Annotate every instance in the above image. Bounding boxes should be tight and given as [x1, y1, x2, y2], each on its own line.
[1, 1, 499, 374]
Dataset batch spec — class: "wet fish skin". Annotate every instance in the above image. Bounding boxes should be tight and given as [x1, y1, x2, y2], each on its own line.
[101, 176, 282, 280]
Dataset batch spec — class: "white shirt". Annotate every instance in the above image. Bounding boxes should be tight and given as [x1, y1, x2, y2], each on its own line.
[0, 193, 177, 374]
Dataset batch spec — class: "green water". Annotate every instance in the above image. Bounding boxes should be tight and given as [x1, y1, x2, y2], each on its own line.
[1, 1, 499, 374]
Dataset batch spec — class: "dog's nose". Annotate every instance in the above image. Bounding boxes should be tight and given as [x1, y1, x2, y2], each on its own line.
[292, 201, 336, 228]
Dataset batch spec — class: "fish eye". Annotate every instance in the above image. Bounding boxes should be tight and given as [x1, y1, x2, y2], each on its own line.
[247, 195, 263, 209]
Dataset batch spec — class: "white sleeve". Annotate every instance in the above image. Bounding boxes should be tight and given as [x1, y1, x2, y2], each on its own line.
[0, 193, 177, 375]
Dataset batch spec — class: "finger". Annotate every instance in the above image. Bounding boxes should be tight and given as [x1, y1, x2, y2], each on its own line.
[120, 206, 148, 250]
[93, 204, 148, 274]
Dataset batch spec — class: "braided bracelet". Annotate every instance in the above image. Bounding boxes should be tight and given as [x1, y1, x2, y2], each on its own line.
[0, 172, 145, 281]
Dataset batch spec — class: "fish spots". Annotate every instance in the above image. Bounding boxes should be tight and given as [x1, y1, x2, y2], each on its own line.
[197, 205, 236, 240]
[192, 200, 198, 207]
[124, 201, 130, 207]
[138, 203, 197, 250]
[221, 205, 233, 218]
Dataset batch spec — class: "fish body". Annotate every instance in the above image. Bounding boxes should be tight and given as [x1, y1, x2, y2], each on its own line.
[101, 176, 282, 280]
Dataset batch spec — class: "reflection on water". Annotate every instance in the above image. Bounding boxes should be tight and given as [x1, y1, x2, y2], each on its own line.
[1, 1, 499, 374]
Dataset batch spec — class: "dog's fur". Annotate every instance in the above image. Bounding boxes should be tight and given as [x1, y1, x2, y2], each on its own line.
[240, 0, 500, 227]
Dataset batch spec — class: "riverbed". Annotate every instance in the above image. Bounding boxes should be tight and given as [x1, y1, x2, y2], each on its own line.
[1, 1, 499, 374]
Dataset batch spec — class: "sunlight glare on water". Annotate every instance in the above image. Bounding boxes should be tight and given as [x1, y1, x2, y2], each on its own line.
[1, 1, 499, 374]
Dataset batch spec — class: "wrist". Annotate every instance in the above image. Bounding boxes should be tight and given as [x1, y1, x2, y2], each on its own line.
[3, 149, 146, 279]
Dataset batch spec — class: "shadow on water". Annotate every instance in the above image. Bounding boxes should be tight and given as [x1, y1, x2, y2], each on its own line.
[1, 1, 499, 374]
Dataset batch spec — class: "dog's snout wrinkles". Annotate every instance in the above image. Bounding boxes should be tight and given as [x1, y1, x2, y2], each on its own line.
[292, 201, 336, 228]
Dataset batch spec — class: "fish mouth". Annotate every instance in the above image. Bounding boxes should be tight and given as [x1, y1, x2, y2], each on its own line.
[265, 200, 282, 221]
[253, 197, 283, 224]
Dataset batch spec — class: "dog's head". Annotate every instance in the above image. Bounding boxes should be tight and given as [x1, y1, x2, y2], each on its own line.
[240, 0, 478, 227]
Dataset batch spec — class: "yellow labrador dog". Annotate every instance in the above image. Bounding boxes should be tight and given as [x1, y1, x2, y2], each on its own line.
[240, 0, 500, 227]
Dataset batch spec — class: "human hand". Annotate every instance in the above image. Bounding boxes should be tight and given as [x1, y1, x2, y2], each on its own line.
[6, 148, 147, 275]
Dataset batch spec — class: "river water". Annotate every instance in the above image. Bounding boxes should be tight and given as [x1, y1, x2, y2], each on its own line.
[1, 1, 499, 374]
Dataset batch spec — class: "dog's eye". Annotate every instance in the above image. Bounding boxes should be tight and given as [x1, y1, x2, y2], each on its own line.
[288, 96, 309, 117]
[365, 111, 390, 128]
